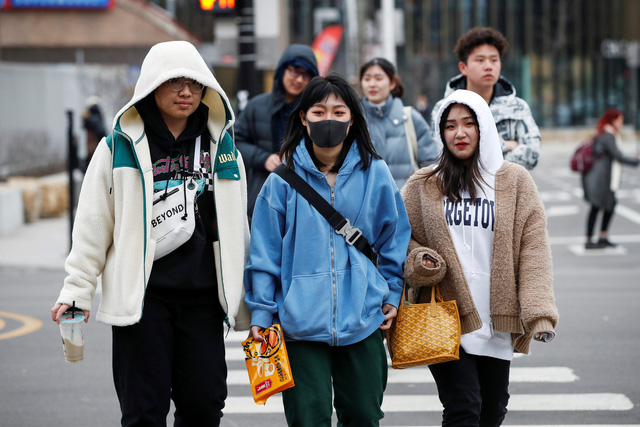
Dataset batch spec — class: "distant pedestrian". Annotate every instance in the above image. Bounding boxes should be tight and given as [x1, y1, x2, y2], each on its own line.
[415, 93, 431, 122]
[81, 96, 106, 170]
[235, 44, 319, 221]
[360, 57, 438, 188]
[582, 108, 640, 249]
[431, 27, 541, 170]
[244, 73, 411, 426]
[51, 41, 250, 426]
[402, 89, 558, 425]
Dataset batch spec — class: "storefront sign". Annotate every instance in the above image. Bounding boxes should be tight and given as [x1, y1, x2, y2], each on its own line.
[3, 0, 114, 9]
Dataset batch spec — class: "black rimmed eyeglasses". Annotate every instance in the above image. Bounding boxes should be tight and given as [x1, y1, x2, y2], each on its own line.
[168, 78, 205, 94]
[286, 66, 312, 81]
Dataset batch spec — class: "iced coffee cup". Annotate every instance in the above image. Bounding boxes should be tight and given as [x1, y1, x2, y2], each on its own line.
[59, 311, 85, 363]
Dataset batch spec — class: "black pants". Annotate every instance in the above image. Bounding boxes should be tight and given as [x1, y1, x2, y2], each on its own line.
[586, 204, 615, 239]
[112, 297, 227, 427]
[428, 347, 511, 427]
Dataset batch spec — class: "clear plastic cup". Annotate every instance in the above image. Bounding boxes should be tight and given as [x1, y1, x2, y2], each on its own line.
[59, 311, 85, 363]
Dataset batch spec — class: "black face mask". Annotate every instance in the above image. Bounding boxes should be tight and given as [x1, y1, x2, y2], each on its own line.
[306, 119, 350, 148]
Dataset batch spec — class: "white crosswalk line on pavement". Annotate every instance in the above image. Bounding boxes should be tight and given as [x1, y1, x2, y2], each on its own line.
[617, 204, 640, 225]
[222, 393, 633, 414]
[226, 366, 578, 385]
[568, 244, 628, 256]
[545, 205, 581, 217]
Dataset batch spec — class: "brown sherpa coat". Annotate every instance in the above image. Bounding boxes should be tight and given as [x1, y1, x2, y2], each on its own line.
[401, 162, 558, 354]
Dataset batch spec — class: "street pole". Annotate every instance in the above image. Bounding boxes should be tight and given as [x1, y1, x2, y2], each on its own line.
[381, 0, 396, 65]
[344, 0, 359, 82]
[237, 0, 256, 108]
[66, 110, 76, 252]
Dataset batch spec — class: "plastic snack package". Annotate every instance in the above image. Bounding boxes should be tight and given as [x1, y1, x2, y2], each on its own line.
[241, 324, 295, 404]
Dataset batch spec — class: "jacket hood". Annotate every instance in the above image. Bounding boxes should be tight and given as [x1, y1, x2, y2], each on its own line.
[112, 41, 235, 142]
[434, 89, 504, 176]
[443, 74, 516, 102]
[273, 44, 319, 95]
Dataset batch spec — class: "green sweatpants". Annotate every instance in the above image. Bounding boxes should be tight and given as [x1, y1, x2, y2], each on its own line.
[282, 330, 388, 427]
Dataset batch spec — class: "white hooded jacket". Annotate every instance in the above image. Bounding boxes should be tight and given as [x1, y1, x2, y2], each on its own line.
[433, 90, 513, 360]
[56, 41, 251, 329]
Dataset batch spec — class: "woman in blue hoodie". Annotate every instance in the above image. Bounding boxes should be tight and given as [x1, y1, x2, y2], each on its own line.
[244, 73, 411, 426]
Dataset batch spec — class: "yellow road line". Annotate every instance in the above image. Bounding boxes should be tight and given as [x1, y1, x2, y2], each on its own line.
[0, 311, 43, 340]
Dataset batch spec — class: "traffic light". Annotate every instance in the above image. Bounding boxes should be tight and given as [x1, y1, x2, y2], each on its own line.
[199, 0, 236, 11]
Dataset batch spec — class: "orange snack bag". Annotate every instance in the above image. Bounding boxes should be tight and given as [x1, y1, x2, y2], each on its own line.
[241, 324, 295, 404]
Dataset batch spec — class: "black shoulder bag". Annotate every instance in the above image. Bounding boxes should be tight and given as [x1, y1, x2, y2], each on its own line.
[273, 164, 377, 266]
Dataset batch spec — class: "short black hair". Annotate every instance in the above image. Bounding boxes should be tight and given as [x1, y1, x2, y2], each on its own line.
[454, 27, 509, 64]
[280, 73, 381, 172]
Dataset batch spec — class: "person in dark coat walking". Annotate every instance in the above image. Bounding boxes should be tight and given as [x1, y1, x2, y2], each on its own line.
[82, 96, 106, 170]
[235, 44, 319, 220]
[583, 108, 640, 249]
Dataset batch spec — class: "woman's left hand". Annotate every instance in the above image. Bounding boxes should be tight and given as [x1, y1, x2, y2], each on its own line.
[379, 304, 397, 330]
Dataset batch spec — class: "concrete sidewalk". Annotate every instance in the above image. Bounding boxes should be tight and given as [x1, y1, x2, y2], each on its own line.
[0, 214, 69, 270]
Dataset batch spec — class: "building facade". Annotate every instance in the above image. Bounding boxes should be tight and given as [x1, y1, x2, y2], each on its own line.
[289, 0, 640, 128]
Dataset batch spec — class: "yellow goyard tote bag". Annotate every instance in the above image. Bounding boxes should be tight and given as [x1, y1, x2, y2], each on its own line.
[386, 283, 461, 369]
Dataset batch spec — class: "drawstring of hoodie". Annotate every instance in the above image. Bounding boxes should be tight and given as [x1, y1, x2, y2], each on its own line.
[153, 135, 201, 222]
[179, 140, 189, 221]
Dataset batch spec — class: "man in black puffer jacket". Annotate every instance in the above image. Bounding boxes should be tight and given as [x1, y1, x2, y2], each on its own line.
[235, 44, 318, 220]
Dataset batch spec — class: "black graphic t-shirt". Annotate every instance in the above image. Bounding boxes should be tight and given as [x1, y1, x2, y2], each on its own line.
[135, 94, 221, 310]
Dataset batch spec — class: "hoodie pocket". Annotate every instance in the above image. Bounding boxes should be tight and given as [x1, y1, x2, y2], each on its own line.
[280, 273, 332, 340]
[337, 261, 387, 333]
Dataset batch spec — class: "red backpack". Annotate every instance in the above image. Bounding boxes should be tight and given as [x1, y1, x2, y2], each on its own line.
[570, 138, 596, 173]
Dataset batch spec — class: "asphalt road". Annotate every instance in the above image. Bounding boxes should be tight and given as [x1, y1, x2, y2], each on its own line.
[1, 141, 639, 426]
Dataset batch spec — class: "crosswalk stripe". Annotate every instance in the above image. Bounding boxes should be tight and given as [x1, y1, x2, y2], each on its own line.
[222, 393, 633, 414]
[226, 366, 578, 385]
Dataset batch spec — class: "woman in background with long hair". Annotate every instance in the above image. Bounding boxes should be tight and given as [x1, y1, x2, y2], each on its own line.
[582, 108, 640, 249]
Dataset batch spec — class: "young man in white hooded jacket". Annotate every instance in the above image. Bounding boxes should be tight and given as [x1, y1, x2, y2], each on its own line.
[402, 89, 558, 425]
[51, 41, 250, 426]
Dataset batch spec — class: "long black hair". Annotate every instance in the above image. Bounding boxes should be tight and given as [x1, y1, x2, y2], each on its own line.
[425, 102, 488, 202]
[279, 73, 381, 172]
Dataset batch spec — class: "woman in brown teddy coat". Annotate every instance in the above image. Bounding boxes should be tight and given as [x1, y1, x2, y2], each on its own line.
[401, 89, 558, 426]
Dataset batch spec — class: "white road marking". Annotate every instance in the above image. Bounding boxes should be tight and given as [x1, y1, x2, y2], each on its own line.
[548, 234, 640, 246]
[617, 204, 640, 225]
[539, 191, 574, 202]
[222, 393, 633, 413]
[568, 244, 628, 256]
[226, 366, 578, 385]
[546, 205, 581, 217]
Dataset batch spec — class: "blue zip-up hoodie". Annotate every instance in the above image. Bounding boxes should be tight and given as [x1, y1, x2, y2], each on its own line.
[244, 141, 411, 346]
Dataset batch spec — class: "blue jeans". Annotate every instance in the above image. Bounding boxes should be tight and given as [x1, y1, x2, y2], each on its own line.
[428, 347, 511, 426]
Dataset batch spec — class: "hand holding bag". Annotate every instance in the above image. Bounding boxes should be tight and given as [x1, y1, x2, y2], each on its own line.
[386, 283, 461, 369]
[241, 324, 295, 404]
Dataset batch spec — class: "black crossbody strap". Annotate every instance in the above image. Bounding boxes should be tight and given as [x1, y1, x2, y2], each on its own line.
[274, 164, 377, 265]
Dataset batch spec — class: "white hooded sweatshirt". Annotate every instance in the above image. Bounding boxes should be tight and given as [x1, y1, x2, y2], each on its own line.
[433, 90, 513, 360]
